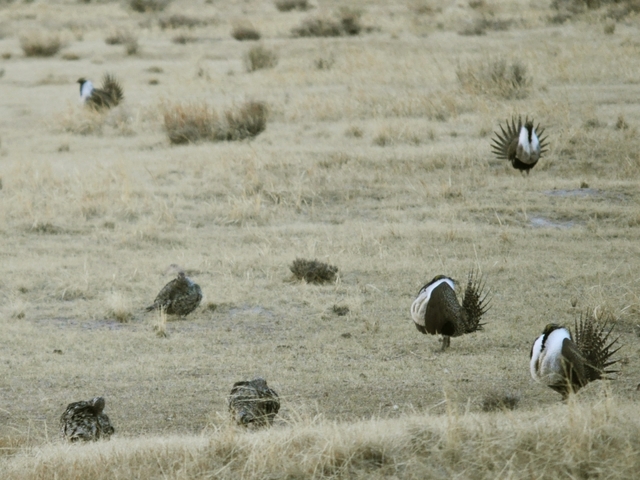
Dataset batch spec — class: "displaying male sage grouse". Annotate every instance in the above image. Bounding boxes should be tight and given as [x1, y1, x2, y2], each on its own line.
[491, 115, 548, 173]
[530, 311, 620, 398]
[410, 270, 490, 351]
[77, 74, 124, 110]
[145, 265, 203, 317]
[228, 378, 280, 428]
[60, 396, 114, 442]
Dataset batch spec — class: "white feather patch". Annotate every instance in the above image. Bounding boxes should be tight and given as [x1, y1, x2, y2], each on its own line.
[530, 327, 571, 385]
[80, 80, 94, 102]
[410, 277, 455, 326]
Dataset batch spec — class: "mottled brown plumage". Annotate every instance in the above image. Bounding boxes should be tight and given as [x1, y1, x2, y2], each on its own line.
[491, 115, 548, 173]
[78, 74, 124, 110]
[146, 267, 202, 317]
[60, 396, 114, 442]
[290, 258, 338, 284]
[410, 270, 490, 350]
[228, 378, 280, 428]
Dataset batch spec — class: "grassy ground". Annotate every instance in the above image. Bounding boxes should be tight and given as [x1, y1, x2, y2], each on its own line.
[1, 0, 640, 478]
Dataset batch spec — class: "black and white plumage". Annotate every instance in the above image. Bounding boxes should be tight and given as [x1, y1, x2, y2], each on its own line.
[228, 378, 280, 428]
[145, 265, 203, 317]
[491, 116, 548, 173]
[60, 397, 114, 442]
[530, 313, 620, 398]
[410, 270, 490, 350]
[77, 74, 124, 110]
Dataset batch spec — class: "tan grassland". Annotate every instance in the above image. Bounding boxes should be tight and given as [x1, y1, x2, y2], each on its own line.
[1, 0, 640, 478]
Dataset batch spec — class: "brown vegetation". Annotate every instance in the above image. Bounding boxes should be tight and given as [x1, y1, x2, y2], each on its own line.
[244, 45, 278, 72]
[232, 24, 261, 41]
[457, 57, 531, 99]
[274, 0, 310, 12]
[19, 32, 61, 57]
[162, 101, 267, 144]
[129, 0, 171, 12]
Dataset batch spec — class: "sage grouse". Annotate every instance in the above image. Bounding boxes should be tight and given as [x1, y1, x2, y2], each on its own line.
[530, 312, 620, 398]
[228, 378, 280, 428]
[77, 74, 124, 110]
[145, 265, 202, 317]
[60, 396, 114, 442]
[491, 116, 548, 173]
[411, 270, 490, 351]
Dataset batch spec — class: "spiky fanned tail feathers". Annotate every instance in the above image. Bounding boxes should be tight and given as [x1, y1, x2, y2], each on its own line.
[461, 269, 491, 333]
[573, 310, 621, 382]
[102, 74, 124, 105]
[491, 116, 549, 160]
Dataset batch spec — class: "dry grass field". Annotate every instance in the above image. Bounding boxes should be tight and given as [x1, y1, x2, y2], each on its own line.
[1, 0, 640, 478]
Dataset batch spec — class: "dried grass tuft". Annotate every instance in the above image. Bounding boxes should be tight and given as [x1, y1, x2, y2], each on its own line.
[292, 9, 362, 37]
[20, 32, 61, 57]
[244, 45, 278, 72]
[457, 57, 531, 99]
[481, 390, 520, 411]
[105, 29, 136, 46]
[159, 14, 207, 29]
[162, 103, 219, 144]
[290, 258, 338, 284]
[223, 101, 268, 141]
[274, 0, 310, 12]
[129, 0, 171, 12]
[105, 292, 133, 323]
[162, 101, 267, 144]
[232, 24, 261, 41]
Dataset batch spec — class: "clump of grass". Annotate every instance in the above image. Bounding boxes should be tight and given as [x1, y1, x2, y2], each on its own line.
[223, 101, 268, 140]
[314, 54, 335, 70]
[129, 0, 171, 12]
[8, 298, 28, 319]
[162, 103, 219, 144]
[152, 309, 168, 338]
[459, 17, 511, 35]
[58, 106, 106, 135]
[159, 14, 206, 29]
[290, 258, 338, 284]
[20, 32, 61, 57]
[481, 390, 520, 411]
[456, 57, 531, 99]
[345, 126, 363, 138]
[616, 115, 628, 130]
[332, 305, 349, 316]
[232, 24, 261, 41]
[105, 29, 136, 45]
[274, 0, 309, 11]
[372, 125, 432, 146]
[162, 101, 267, 144]
[604, 20, 616, 34]
[292, 9, 362, 37]
[124, 37, 139, 55]
[172, 34, 198, 44]
[244, 45, 278, 72]
[105, 292, 133, 323]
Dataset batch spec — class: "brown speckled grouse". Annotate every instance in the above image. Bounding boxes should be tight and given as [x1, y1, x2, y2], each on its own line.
[228, 378, 280, 428]
[146, 266, 202, 317]
[60, 396, 114, 442]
